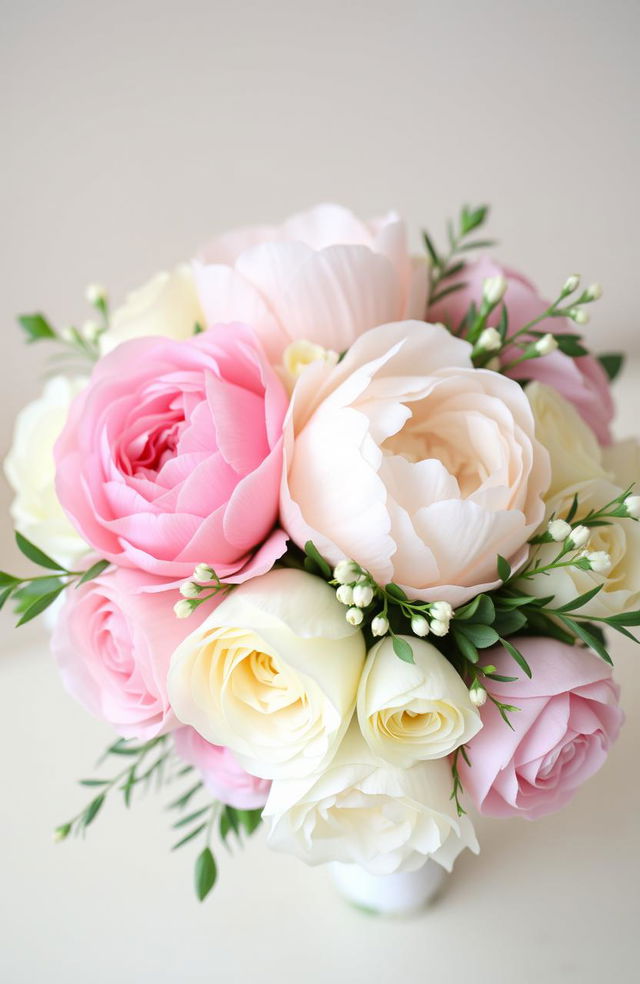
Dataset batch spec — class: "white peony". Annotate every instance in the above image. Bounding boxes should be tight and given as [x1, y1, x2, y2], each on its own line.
[357, 636, 482, 767]
[168, 569, 366, 780]
[263, 724, 479, 875]
[99, 264, 204, 354]
[4, 376, 89, 569]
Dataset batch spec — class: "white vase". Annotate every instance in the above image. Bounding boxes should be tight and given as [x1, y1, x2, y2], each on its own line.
[328, 860, 446, 916]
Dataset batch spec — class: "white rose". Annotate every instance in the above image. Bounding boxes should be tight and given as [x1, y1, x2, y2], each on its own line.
[523, 477, 640, 618]
[99, 264, 204, 354]
[357, 636, 482, 767]
[527, 382, 607, 499]
[4, 376, 89, 569]
[263, 724, 479, 875]
[168, 569, 366, 779]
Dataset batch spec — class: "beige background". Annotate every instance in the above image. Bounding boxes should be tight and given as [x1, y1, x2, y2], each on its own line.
[1, 1, 639, 981]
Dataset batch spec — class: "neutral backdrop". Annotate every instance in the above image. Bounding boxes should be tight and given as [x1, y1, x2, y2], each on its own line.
[1, 2, 639, 982]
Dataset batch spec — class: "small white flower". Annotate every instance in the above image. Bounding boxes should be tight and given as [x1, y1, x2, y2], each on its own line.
[59, 325, 76, 343]
[334, 560, 360, 584]
[476, 327, 502, 352]
[586, 283, 603, 301]
[482, 275, 507, 306]
[548, 518, 572, 542]
[179, 581, 201, 599]
[624, 495, 640, 519]
[568, 524, 590, 549]
[431, 601, 454, 622]
[469, 686, 487, 707]
[193, 564, 215, 583]
[80, 319, 102, 344]
[534, 333, 559, 356]
[174, 599, 195, 619]
[345, 606, 364, 626]
[336, 584, 354, 606]
[569, 308, 589, 325]
[585, 550, 612, 574]
[563, 274, 581, 294]
[352, 583, 374, 608]
[410, 614, 429, 637]
[429, 618, 450, 637]
[371, 615, 389, 637]
[85, 283, 107, 306]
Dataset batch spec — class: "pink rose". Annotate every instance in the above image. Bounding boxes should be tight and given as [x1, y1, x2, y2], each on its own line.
[280, 320, 550, 606]
[50, 567, 209, 739]
[428, 257, 614, 444]
[460, 638, 623, 819]
[195, 203, 427, 365]
[55, 325, 288, 581]
[173, 727, 270, 810]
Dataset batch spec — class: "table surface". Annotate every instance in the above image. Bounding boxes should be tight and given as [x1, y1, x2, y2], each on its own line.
[1, 367, 639, 983]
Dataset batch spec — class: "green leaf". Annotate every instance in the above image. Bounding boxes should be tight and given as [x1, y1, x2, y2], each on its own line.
[525, 611, 578, 646]
[565, 494, 579, 524]
[195, 847, 217, 901]
[167, 782, 203, 811]
[16, 584, 66, 625]
[237, 809, 262, 836]
[493, 610, 528, 636]
[558, 616, 613, 664]
[18, 313, 56, 343]
[392, 635, 415, 663]
[484, 672, 519, 683]
[421, 230, 440, 267]
[607, 622, 639, 644]
[464, 595, 495, 625]
[77, 559, 110, 586]
[303, 541, 332, 580]
[598, 353, 624, 382]
[429, 281, 468, 306]
[0, 585, 15, 610]
[173, 806, 211, 830]
[172, 822, 207, 851]
[459, 238, 496, 253]
[15, 532, 66, 571]
[607, 610, 640, 626]
[549, 333, 590, 357]
[455, 623, 500, 648]
[496, 555, 511, 582]
[551, 584, 603, 614]
[460, 204, 489, 236]
[193, 321, 205, 335]
[82, 794, 105, 828]
[500, 638, 532, 678]
[385, 582, 409, 602]
[79, 779, 110, 788]
[0, 571, 20, 588]
[452, 629, 479, 664]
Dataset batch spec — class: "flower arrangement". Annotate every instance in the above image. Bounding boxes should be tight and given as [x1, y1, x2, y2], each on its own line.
[2, 202, 636, 902]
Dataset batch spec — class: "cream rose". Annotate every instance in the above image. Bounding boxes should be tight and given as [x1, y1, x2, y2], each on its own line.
[526, 382, 608, 498]
[99, 264, 204, 354]
[602, 438, 640, 491]
[168, 569, 366, 780]
[263, 724, 479, 875]
[357, 636, 482, 767]
[523, 477, 640, 617]
[4, 375, 89, 568]
[281, 320, 551, 606]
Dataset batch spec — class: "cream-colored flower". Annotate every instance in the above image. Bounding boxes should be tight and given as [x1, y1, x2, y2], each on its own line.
[263, 724, 479, 875]
[357, 636, 482, 767]
[527, 382, 607, 498]
[99, 264, 204, 354]
[281, 339, 338, 393]
[602, 438, 640, 492]
[168, 569, 366, 780]
[4, 376, 89, 569]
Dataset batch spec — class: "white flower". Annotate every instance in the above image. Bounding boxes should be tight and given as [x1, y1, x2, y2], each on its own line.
[345, 606, 364, 626]
[569, 309, 589, 325]
[534, 333, 559, 355]
[410, 614, 429, 637]
[179, 581, 201, 599]
[429, 619, 450, 637]
[193, 564, 215, 583]
[352, 583, 374, 608]
[476, 327, 502, 352]
[586, 283, 603, 301]
[548, 518, 571, 542]
[85, 283, 107, 306]
[371, 615, 389, 637]
[563, 274, 581, 294]
[482, 275, 507, 306]
[357, 636, 482, 767]
[585, 550, 612, 575]
[336, 584, 354, 606]
[527, 382, 607, 498]
[4, 376, 89, 569]
[430, 601, 454, 622]
[624, 495, 640, 519]
[263, 724, 479, 875]
[333, 560, 360, 584]
[173, 599, 195, 619]
[469, 686, 487, 707]
[99, 265, 204, 354]
[568, 524, 590, 549]
[168, 569, 365, 779]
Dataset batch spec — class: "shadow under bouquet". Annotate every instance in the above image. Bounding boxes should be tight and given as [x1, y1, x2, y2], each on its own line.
[2, 203, 635, 904]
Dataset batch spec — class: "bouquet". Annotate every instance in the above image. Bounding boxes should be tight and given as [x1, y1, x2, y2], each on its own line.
[3, 202, 635, 903]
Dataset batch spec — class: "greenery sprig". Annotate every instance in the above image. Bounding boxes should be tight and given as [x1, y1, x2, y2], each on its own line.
[18, 283, 109, 373]
[423, 203, 495, 305]
[173, 564, 232, 618]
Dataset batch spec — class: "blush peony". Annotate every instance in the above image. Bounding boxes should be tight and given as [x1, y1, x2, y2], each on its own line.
[55, 324, 288, 581]
[281, 320, 551, 606]
[172, 727, 270, 810]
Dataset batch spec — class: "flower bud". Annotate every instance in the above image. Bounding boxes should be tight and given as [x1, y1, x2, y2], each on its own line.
[534, 333, 559, 356]
[586, 283, 603, 301]
[430, 601, 454, 622]
[548, 518, 572, 542]
[345, 606, 364, 626]
[410, 614, 429, 637]
[568, 525, 589, 549]
[371, 615, 389, 637]
[179, 581, 201, 599]
[482, 275, 508, 307]
[174, 599, 196, 619]
[193, 564, 215, 583]
[85, 283, 107, 306]
[429, 618, 450, 637]
[476, 326, 502, 352]
[569, 308, 589, 325]
[334, 559, 360, 584]
[59, 325, 76, 343]
[469, 686, 487, 707]
[352, 583, 374, 608]
[586, 550, 612, 575]
[80, 319, 102, 344]
[336, 584, 354, 606]
[563, 274, 581, 294]
[53, 823, 71, 842]
[623, 495, 640, 519]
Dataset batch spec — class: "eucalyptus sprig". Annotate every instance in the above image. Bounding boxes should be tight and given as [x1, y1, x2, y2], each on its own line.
[423, 203, 495, 305]
[0, 532, 109, 625]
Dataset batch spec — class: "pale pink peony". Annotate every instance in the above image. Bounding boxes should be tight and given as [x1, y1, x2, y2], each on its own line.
[194, 203, 428, 365]
[428, 256, 614, 444]
[173, 727, 270, 810]
[460, 638, 623, 819]
[54, 325, 288, 581]
[50, 567, 210, 739]
[280, 321, 550, 606]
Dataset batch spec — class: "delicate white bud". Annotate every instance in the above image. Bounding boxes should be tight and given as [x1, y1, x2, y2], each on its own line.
[586, 550, 612, 575]
[352, 583, 374, 608]
[334, 560, 360, 584]
[371, 615, 389, 637]
[430, 601, 454, 622]
[345, 606, 364, 626]
[623, 495, 640, 519]
[548, 518, 572, 542]
[586, 283, 603, 301]
[59, 325, 76, 342]
[476, 326, 502, 352]
[569, 308, 589, 325]
[534, 333, 559, 356]
[85, 283, 107, 306]
[469, 686, 487, 707]
[193, 564, 215, 583]
[336, 584, 354, 606]
[482, 275, 508, 306]
[80, 319, 102, 343]
[568, 524, 590, 549]
[179, 581, 201, 598]
[429, 618, 450, 637]
[410, 614, 429, 637]
[563, 274, 581, 294]
[174, 599, 195, 619]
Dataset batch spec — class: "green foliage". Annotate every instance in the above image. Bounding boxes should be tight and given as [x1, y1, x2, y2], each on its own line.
[422, 202, 495, 303]
[195, 848, 217, 901]
[18, 313, 56, 343]
[391, 635, 414, 664]
[303, 540, 333, 580]
[598, 353, 624, 382]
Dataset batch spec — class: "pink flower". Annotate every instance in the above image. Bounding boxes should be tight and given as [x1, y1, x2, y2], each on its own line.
[195, 203, 428, 365]
[50, 567, 210, 739]
[55, 325, 288, 581]
[428, 257, 614, 444]
[460, 638, 623, 819]
[173, 727, 270, 810]
[280, 320, 550, 607]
